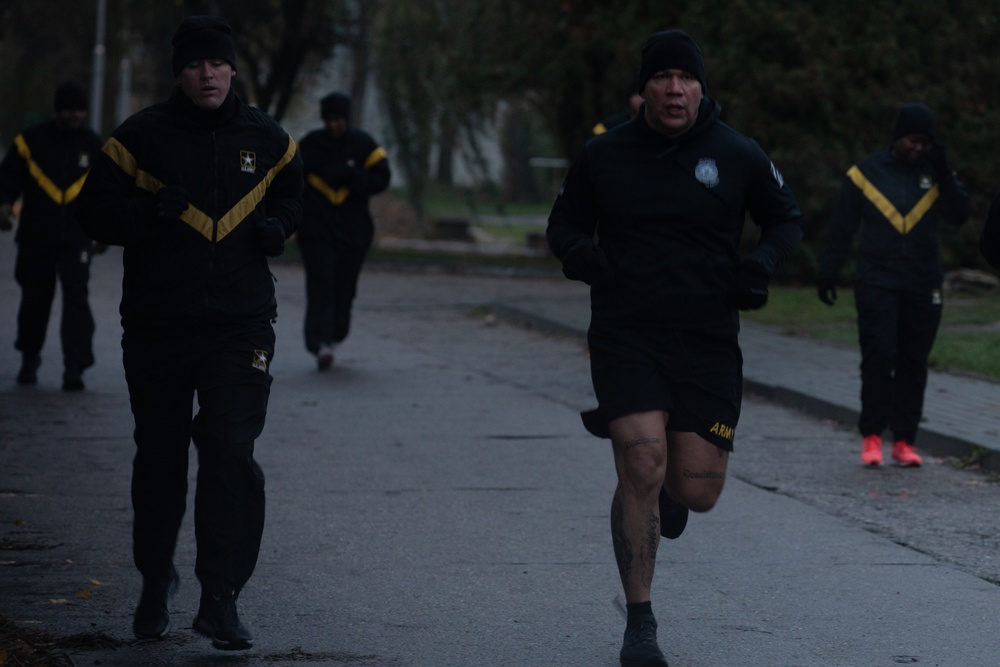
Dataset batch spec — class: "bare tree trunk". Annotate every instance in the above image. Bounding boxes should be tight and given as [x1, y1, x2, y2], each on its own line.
[348, 0, 381, 126]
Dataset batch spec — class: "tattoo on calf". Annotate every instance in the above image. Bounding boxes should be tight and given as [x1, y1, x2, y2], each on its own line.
[642, 512, 658, 587]
[624, 436, 661, 449]
[611, 491, 633, 587]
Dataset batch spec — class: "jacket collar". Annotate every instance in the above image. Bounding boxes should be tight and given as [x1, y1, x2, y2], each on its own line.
[634, 96, 721, 147]
[169, 87, 239, 129]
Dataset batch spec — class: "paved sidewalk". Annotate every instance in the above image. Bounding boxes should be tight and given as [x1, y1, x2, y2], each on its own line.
[490, 291, 1000, 472]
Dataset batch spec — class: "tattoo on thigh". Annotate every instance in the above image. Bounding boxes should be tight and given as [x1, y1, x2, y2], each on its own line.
[611, 491, 633, 586]
[624, 436, 661, 449]
[682, 469, 724, 480]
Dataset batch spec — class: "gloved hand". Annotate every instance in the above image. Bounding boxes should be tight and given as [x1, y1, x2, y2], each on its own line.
[731, 259, 770, 310]
[817, 280, 837, 306]
[320, 163, 356, 188]
[0, 202, 14, 231]
[154, 186, 189, 221]
[928, 144, 949, 176]
[561, 239, 610, 285]
[255, 217, 286, 257]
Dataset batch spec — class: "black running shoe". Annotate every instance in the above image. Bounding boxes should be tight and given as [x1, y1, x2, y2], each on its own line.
[193, 590, 253, 650]
[658, 487, 688, 539]
[62, 366, 85, 391]
[620, 613, 669, 666]
[16, 354, 40, 385]
[133, 566, 179, 640]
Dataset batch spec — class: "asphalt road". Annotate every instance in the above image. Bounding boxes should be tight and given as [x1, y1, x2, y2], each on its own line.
[2, 243, 1000, 666]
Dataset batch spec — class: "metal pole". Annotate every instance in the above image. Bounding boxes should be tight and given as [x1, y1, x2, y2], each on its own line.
[90, 0, 106, 134]
[115, 57, 132, 128]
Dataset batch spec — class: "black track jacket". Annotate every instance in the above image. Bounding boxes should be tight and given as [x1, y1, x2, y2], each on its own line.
[818, 148, 970, 291]
[548, 98, 803, 335]
[0, 120, 103, 245]
[298, 126, 390, 247]
[76, 89, 303, 329]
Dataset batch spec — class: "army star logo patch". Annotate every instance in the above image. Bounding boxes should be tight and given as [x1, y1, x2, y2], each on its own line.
[240, 151, 257, 174]
[252, 349, 270, 372]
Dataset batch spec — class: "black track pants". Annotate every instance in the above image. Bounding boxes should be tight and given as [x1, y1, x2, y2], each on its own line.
[14, 239, 95, 369]
[855, 283, 942, 443]
[299, 227, 369, 353]
[123, 322, 274, 594]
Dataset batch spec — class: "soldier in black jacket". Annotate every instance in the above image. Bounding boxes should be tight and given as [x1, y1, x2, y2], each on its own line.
[297, 92, 391, 370]
[0, 81, 103, 390]
[547, 30, 802, 667]
[76, 16, 303, 650]
[817, 103, 969, 468]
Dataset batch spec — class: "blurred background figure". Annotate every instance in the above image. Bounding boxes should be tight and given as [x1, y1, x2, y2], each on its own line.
[297, 91, 391, 370]
[0, 80, 103, 390]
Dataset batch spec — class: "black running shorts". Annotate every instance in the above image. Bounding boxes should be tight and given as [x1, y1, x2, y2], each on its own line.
[587, 324, 743, 451]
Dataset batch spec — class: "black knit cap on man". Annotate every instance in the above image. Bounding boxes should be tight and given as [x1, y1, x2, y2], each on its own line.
[171, 15, 237, 76]
[321, 92, 351, 121]
[892, 103, 935, 141]
[52, 80, 91, 133]
[637, 29, 708, 94]
[54, 81, 89, 113]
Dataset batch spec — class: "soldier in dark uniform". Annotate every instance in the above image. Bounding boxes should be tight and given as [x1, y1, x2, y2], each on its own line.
[297, 92, 391, 370]
[547, 30, 802, 667]
[0, 81, 103, 390]
[77, 16, 303, 650]
[817, 103, 970, 467]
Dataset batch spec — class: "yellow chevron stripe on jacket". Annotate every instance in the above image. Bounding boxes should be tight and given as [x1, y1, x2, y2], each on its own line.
[847, 165, 939, 234]
[364, 146, 387, 169]
[306, 174, 349, 205]
[14, 134, 90, 205]
[307, 146, 387, 206]
[102, 135, 298, 241]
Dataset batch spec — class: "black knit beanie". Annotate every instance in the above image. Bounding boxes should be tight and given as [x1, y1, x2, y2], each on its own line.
[892, 103, 936, 141]
[54, 81, 89, 112]
[171, 15, 237, 77]
[320, 92, 351, 120]
[637, 30, 707, 94]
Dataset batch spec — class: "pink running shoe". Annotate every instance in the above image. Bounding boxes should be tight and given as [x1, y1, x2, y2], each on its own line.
[861, 434, 883, 466]
[891, 440, 923, 467]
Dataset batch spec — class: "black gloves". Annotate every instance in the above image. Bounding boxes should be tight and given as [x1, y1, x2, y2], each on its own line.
[817, 280, 837, 306]
[320, 163, 357, 188]
[154, 186, 189, 221]
[256, 217, 286, 257]
[928, 144, 949, 176]
[731, 259, 770, 310]
[561, 239, 610, 285]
